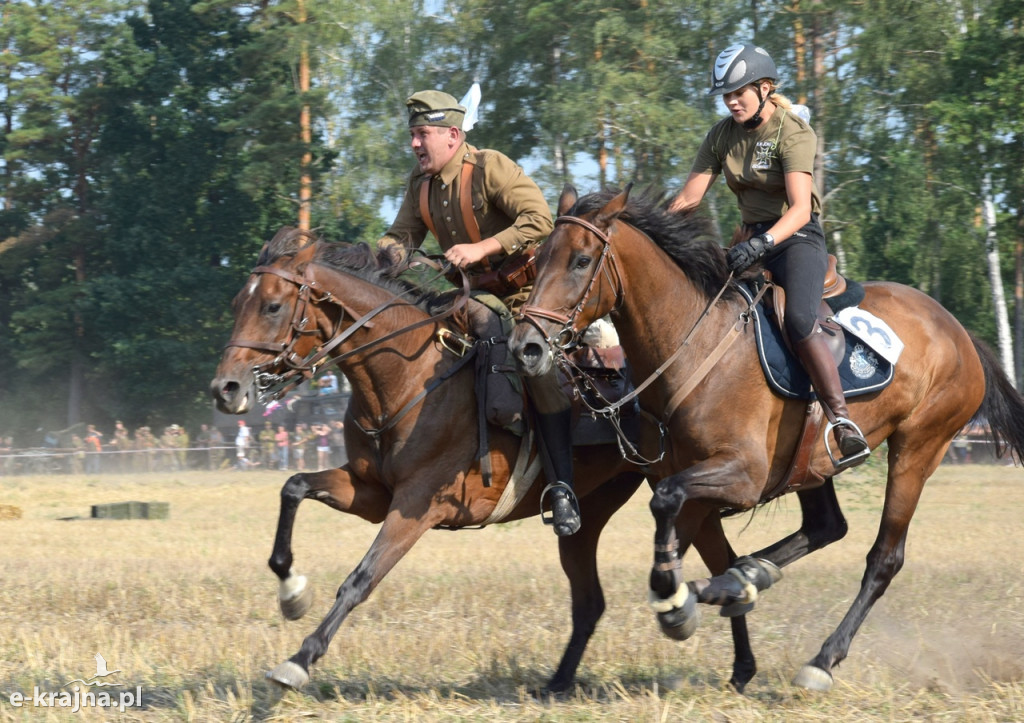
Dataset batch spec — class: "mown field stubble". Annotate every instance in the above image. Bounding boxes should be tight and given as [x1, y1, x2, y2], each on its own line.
[1, 460, 1022, 721]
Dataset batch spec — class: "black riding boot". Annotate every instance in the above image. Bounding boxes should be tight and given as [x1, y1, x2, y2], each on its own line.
[534, 408, 581, 536]
[794, 331, 870, 470]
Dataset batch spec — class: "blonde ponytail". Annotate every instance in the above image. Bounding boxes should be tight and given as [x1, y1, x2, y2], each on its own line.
[767, 82, 793, 111]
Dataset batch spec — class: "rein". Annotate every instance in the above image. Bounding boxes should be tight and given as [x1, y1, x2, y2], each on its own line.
[226, 252, 472, 412]
[521, 213, 769, 461]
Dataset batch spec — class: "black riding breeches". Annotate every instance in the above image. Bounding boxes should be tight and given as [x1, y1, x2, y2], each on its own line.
[755, 216, 828, 342]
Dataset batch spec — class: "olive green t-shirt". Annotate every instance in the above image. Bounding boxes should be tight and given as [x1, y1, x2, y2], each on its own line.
[690, 108, 821, 224]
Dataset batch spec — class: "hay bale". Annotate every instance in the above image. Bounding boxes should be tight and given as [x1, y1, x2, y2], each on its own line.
[91, 501, 169, 520]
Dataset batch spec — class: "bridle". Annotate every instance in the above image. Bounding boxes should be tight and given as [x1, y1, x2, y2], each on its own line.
[515, 211, 766, 460]
[225, 263, 343, 401]
[225, 254, 470, 405]
[515, 214, 624, 349]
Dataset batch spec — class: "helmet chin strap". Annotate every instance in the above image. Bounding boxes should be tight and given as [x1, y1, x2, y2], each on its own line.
[743, 86, 774, 129]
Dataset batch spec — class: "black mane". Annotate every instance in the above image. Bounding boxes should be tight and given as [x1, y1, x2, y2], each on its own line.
[568, 188, 732, 300]
[256, 226, 443, 311]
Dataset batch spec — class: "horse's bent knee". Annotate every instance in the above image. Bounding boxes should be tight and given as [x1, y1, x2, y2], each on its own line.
[649, 486, 684, 519]
[281, 473, 311, 502]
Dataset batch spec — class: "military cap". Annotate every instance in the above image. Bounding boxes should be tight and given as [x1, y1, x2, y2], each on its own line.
[406, 90, 466, 128]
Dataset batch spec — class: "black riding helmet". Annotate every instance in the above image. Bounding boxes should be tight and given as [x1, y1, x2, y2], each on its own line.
[708, 43, 778, 128]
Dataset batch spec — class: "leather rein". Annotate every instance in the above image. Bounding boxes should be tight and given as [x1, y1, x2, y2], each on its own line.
[225, 255, 473, 435]
[517, 214, 768, 461]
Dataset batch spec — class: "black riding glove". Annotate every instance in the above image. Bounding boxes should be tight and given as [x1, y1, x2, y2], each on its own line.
[726, 234, 774, 274]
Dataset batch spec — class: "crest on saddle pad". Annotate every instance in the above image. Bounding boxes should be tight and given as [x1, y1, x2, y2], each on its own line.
[737, 281, 902, 400]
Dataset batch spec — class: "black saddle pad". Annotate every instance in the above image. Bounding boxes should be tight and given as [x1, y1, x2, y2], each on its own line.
[737, 284, 894, 400]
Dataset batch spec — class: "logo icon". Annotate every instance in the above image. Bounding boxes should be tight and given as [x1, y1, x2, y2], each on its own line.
[63, 654, 123, 688]
[8, 653, 142, 713]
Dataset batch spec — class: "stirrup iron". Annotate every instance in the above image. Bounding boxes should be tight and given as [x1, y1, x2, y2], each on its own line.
[540, 481, 581, 535]
[824, 417, 870, 470]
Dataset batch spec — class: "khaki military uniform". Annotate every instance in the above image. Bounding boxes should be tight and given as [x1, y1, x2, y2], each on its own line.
[379, 142, 552, 304]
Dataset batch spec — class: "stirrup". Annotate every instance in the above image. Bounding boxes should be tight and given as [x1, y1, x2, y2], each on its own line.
[540, 481, 581, 536]
[824, 417, 870, 471]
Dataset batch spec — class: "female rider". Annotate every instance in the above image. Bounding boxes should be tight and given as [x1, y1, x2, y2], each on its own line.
[669, 43, 869, 469]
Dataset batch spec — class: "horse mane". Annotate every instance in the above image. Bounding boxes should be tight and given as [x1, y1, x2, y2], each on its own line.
[257, 226, 445, 313]
[568, 187, 733, 301]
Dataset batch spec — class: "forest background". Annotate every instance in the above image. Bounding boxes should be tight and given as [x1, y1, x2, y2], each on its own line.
[1, 0, 1022, 441]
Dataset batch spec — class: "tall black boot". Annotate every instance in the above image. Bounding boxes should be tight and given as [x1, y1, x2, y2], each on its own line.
[794, 332, 870, 470]
[534, 408, 581, 536]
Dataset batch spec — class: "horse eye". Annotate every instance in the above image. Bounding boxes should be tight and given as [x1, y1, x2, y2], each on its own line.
[266, 302, 282, 314]
[574, 256, 592, 270]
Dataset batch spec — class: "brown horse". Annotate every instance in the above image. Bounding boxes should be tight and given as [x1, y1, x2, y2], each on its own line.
[210, 227, 670, 693]
[509, 186, 1024, 692]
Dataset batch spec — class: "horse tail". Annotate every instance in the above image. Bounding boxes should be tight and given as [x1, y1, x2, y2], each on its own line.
[971, 332, 1024, 461]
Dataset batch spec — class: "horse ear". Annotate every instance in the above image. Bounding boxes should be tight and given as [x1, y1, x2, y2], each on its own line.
[293, 239, 318, 271]
[595, 182, 633, 226]
[557, 184, 578, 216]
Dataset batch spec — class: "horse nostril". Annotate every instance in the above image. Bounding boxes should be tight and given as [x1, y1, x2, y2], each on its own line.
[212, 378, 239, 400]
[521, 342, 543, 364]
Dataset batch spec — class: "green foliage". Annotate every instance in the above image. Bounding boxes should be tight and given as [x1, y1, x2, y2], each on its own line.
[1, 0, 1022, 439]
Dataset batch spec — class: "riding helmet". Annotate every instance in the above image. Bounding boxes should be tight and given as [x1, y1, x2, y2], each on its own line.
[708, 43, 778, 96]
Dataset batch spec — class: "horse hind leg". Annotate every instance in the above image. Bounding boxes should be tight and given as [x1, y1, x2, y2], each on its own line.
[793, 443, 938, 692]
[754, 479, 849, 568]
[689, 479, 848, 617]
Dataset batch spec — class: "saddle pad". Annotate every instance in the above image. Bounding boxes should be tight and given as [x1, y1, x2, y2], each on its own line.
[737, 284, 895, 400]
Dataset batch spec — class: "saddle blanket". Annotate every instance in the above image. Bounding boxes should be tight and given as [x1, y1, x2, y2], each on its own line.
[738, 284, 898, 400]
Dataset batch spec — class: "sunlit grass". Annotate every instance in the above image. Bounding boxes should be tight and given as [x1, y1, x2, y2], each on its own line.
[0, 465, 1021, 720]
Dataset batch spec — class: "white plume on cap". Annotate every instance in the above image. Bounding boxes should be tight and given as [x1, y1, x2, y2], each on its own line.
[459, 83, 481, 131]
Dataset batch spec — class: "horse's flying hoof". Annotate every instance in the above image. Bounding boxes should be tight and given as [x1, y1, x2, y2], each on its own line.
[792, 664, 833, 692]
[266, 660, 310, 690]
[651, 586, 701, 641]
[278, 574, 313, 621]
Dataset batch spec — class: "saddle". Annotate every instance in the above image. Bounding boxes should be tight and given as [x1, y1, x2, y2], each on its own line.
[443, 293, 631, 439]
[729, 224, 883, 495]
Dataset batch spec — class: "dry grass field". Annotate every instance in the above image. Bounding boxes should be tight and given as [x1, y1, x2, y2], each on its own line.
[1, 459, 1022, 721]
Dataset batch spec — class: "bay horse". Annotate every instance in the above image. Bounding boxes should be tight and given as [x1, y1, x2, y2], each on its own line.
[509, 186, 1024, 691]
[210, 227, 762, 693]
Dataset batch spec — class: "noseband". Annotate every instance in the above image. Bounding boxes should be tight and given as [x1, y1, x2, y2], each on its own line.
[516, 215, 623, 348]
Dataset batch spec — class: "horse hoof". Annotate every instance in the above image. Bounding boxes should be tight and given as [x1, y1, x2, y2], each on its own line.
[278, 574, 313, 621]
[651, 587, 701, 641]
[792, 664, 833, 692]
[266, 660, 309, 690]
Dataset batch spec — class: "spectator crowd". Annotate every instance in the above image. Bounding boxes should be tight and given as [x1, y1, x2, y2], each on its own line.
[0, 418, 346, 476]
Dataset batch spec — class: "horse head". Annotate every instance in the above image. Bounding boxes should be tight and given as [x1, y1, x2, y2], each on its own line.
[509, 184, 631, 379]
[210, 228, 331, 414]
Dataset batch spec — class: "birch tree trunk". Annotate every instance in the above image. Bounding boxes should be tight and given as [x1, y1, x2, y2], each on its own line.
[983, 173, 1015, 386]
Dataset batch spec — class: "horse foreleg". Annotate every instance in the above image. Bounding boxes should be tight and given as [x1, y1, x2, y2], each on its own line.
[268, 506, 438, 689]
[752, 479, 849, 567]
[649, 481, 713, 642]
[268, 468, 391, 621]
[544, 472, 644, 695]
[688, 480, 848, 620]
[691, 513, 757, 693]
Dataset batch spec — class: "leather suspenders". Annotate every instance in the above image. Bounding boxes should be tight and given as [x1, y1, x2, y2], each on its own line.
[418, 160, 490, 270]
